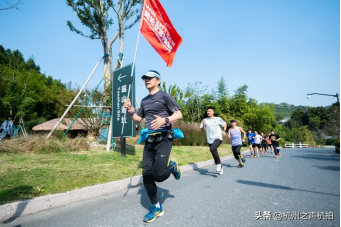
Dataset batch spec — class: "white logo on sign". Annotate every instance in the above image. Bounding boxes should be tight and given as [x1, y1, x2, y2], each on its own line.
[118, 73, 126, 82]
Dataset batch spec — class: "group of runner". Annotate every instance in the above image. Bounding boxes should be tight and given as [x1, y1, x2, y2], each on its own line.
[246, 129, 281, 158]
[200, 107, 282, 175]
[123, 70, 281, 223]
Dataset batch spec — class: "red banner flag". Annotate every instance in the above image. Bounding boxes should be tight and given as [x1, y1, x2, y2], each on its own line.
[139, 0, 182, 67]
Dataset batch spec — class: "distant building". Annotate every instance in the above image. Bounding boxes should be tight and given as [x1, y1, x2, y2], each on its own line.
[32, 118, 100, 139]
[277, 118, 290, 125]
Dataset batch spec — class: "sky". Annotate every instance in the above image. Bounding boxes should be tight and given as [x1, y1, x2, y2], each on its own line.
[0, 0, 340, 107]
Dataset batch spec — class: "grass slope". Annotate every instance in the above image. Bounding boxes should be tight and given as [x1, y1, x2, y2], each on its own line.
[0, 144, 233, 205]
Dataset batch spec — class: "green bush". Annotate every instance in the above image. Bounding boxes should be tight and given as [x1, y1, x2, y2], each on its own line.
[334, 139, 340, 148]
[173, 122, 207, 146]
[172, 122, 231, 146]
[279, 139, 286, 147]
[325, 138, 336, 145]
[23, 118, 46, 132]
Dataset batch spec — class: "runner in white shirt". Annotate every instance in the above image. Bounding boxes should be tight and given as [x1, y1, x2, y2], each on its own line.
[200, 107, 227, 175]
[253, 131, 262, 158]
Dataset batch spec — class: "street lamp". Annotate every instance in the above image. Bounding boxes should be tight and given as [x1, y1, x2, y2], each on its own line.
[307, 93, 339, 104]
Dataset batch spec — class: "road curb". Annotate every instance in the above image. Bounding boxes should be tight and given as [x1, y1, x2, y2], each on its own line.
[0, 149, 248, 222]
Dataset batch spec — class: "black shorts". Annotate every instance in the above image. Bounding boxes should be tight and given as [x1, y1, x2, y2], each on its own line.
[248, 142, 253, 145]
[232, 145, 242, 160]
[268, 144, 272, 147]
[253, 144, 261, 148]
[261, 143, 268, 149]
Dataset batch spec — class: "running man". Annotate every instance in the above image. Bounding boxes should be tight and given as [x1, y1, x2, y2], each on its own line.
[246, 129, 255, 157]
[227, 119, 246, 167]
[269, 130, 281, 158]
[124, 70, 183, 223]
[260, 132, 268, 155]
[267, 133, 273, 154]
[200, 107, 227, 175]
[253, 131, 262, 157]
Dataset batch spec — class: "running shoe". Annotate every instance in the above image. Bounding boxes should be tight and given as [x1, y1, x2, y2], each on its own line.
[216, 163, 222, 172]
[254, 155, 257, 158]
[169, 158, 181, 180]
[219, 167, 224, 175]
[271, 151, 273, 154]
[278, 151, 281, 156]
[143, 204, 164, 223]
[275, 155, 278, 158]
[257, 154, 260, 158]
[237, 163, 244, 168]
[264, 152, 267, 155]
[251, 154, 254, 157]
[240, 155, 246, 163]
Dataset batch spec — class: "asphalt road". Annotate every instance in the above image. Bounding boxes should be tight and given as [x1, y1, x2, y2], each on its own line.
[1, 148, 339, 227]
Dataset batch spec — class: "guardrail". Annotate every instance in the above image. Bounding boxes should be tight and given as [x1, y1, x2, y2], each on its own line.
[285, 142, 308, 148]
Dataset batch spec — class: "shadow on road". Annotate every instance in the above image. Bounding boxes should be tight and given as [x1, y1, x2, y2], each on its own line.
[314, 166, 340, 171]
[1, 185, 33, 225]
[236, 180, 340, 197]
[1, 200, 29, 225]
[291, 155, 340, 162]
[193, 168, 218, 178]
[221, 163, 233, 168]
[137, 185, 175, 210]
[123, 161, 143, 197]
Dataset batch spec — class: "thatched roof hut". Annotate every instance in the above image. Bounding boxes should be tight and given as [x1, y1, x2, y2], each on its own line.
[32, 118, 88, 131]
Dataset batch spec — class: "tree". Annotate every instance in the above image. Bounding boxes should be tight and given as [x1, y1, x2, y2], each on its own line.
[215, 76, 230, 116]
[66, 86, 104, 139]
[0, 0, 21, 11]
[217, 76, 228, 99]
[290, 108, 304, 128]
[303, 106, 327, 129]
[184, 82, 207, 123]
[0, 46, 72, 123]
[66, 0, 143, 91]
[160, 82, 184, 104]
[308, 116, 321, 131]
[243, 107, 277, 133]
[287, 126, 312, 143]
[229, 85, 249, 118]
[324, 106, 340, 138]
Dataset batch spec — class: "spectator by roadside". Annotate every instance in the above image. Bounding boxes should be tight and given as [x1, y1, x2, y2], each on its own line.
[0, 114, 14, 140]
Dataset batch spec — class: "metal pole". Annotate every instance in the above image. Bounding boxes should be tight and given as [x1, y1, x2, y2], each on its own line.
[46, 55, 104, 139]
[336, 93, 339, 104]
[135, 98, 143, 130]
[120, 31, 141, 157]
[63, 78, 104, 137]
[106, 48, 114, 152]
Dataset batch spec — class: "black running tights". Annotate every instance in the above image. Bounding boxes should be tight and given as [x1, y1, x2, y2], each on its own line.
[209, 139, 222, 164]
[142, 137, 175, 204]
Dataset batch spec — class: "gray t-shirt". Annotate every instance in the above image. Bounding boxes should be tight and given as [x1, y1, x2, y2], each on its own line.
[136, 90, 180, 131]
[200, 117, 226, 144]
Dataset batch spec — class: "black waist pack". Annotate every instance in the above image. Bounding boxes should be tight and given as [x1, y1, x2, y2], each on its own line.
[147, 131, 173, 143]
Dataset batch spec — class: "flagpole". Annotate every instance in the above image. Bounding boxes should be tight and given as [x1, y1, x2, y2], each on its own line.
[120, 31, 141, 156]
